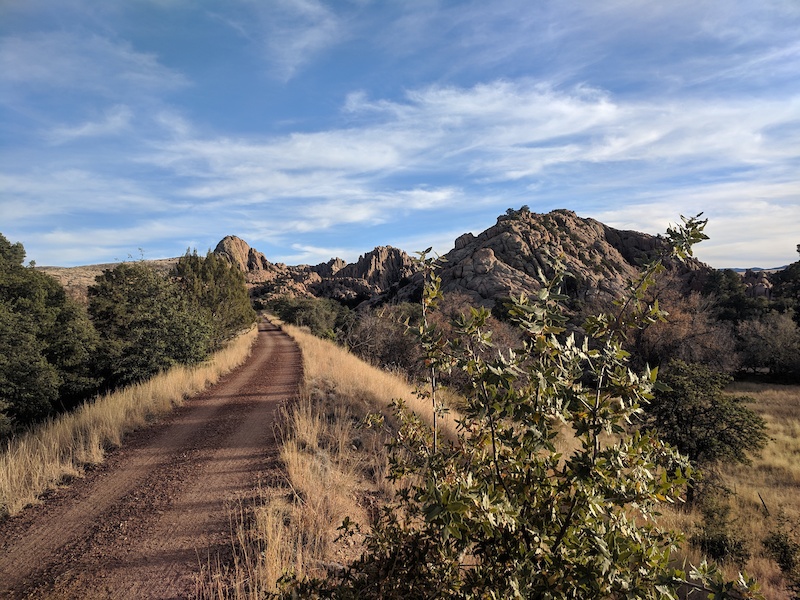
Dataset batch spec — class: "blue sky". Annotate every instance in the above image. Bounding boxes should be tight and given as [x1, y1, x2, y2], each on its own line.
[1, 1, 798, 269]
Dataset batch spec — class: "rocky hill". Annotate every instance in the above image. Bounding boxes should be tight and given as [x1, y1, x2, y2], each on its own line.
[214, 209, 708, 309]
[432, 208, 706, 307]
[214, 236, 416, 306]
[39, 209, 710, 308]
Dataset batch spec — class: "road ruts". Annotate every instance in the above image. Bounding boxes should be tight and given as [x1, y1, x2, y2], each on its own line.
[0, 321, 301, 599]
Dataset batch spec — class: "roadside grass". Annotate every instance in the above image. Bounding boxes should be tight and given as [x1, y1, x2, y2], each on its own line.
[659, 382, 800, 600]
[0, 326, 258, 519]
[197, 321, 460, 598]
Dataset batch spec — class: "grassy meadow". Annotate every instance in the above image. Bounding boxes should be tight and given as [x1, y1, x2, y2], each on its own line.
[635, 382, 800, 600]
[717, 383, 800, 598]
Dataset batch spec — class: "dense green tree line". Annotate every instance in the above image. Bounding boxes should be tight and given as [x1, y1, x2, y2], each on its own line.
[1, 235, 99, 437]
[0, 235, 255, 440]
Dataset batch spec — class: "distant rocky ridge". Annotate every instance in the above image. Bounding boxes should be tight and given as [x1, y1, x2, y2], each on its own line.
[214, 236, 416, 306]
[41, 209, 718, 308]
[215, 209, 707, 308]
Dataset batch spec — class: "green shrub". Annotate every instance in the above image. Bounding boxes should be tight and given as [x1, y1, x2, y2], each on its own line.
[172, 249, 256, 349]
[267, 296, 351, 340]
[763, 521, 800, 596]
[89, 262, 213, 388]
[643, 360, 768, 467]
[288, 216, 762, 599]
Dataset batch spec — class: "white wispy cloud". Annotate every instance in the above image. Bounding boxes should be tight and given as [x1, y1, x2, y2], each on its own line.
[3, 0, 799, 268]
[139, 76, 799, 266]
[0, 170, 171, 221]
[33, 220, 195, 265]
[151, 79, 800, 196]
[230, 0, 347, 80]
[0, 32, 188, 95]
[280, 243, 357, 265]
[47, 105, 133, 144]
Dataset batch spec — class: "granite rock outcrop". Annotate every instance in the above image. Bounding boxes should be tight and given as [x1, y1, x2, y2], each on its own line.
[212, 237, 417, 306]
[214, 210, 709, 308]
[433, 209, 705, 307]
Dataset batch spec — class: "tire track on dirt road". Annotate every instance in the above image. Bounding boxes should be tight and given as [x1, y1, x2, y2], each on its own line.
[0, 321, 301, 599]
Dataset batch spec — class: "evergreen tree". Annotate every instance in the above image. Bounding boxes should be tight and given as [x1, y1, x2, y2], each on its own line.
[172, 250, 256, 349]
[0, 233, 99, 436]
[644, 359, 768, 469]
[88, 262, 212, 388]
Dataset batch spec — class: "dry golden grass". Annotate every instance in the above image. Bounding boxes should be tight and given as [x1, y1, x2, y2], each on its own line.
[721, 382, 800, 599]
[197, 320, 464, 598]
[286, 323, 459, 441]
[658, 382, 800, 600]
[0, 326, 258, 519]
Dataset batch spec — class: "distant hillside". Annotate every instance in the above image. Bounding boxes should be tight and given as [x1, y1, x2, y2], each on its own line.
[40, 208, 714, 308]
[727, 266, 787, 273]
[39, 259, 178, 304]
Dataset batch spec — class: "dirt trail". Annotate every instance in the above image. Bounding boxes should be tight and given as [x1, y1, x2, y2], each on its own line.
[0, 321, 301, 599]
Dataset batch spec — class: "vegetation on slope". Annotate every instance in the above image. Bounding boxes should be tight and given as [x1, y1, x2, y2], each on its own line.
[0, 236, 256, 440]
[200, 215, 794, 599]
[4, 215, 800, 597]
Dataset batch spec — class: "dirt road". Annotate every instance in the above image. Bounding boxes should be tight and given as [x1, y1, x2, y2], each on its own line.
[0, 321, 301, 599]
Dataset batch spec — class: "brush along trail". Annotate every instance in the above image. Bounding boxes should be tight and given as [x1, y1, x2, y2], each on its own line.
[0, 321, 301, 599]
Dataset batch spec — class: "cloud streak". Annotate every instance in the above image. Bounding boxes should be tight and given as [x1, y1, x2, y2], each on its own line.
[0, 32, 188, 95]
[47, 105, 134, 144]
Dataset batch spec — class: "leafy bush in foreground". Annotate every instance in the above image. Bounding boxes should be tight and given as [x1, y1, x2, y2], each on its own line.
[289, 216, 762, 599]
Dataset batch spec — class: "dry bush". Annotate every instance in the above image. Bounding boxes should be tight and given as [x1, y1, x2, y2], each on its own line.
[631, 273, 740, 372]
[288, 323, 459, 442]
[0, 326, 258, 518]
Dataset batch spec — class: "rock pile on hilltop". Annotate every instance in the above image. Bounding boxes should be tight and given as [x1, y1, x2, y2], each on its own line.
[435, 208, 704, 306]
[214, 236, 416, 306]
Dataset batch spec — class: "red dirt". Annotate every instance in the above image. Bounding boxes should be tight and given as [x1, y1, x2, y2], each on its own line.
[0, 321, 301, 599]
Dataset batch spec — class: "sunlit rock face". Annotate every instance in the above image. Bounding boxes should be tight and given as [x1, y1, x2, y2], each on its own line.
[213, 210, 707, 309]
